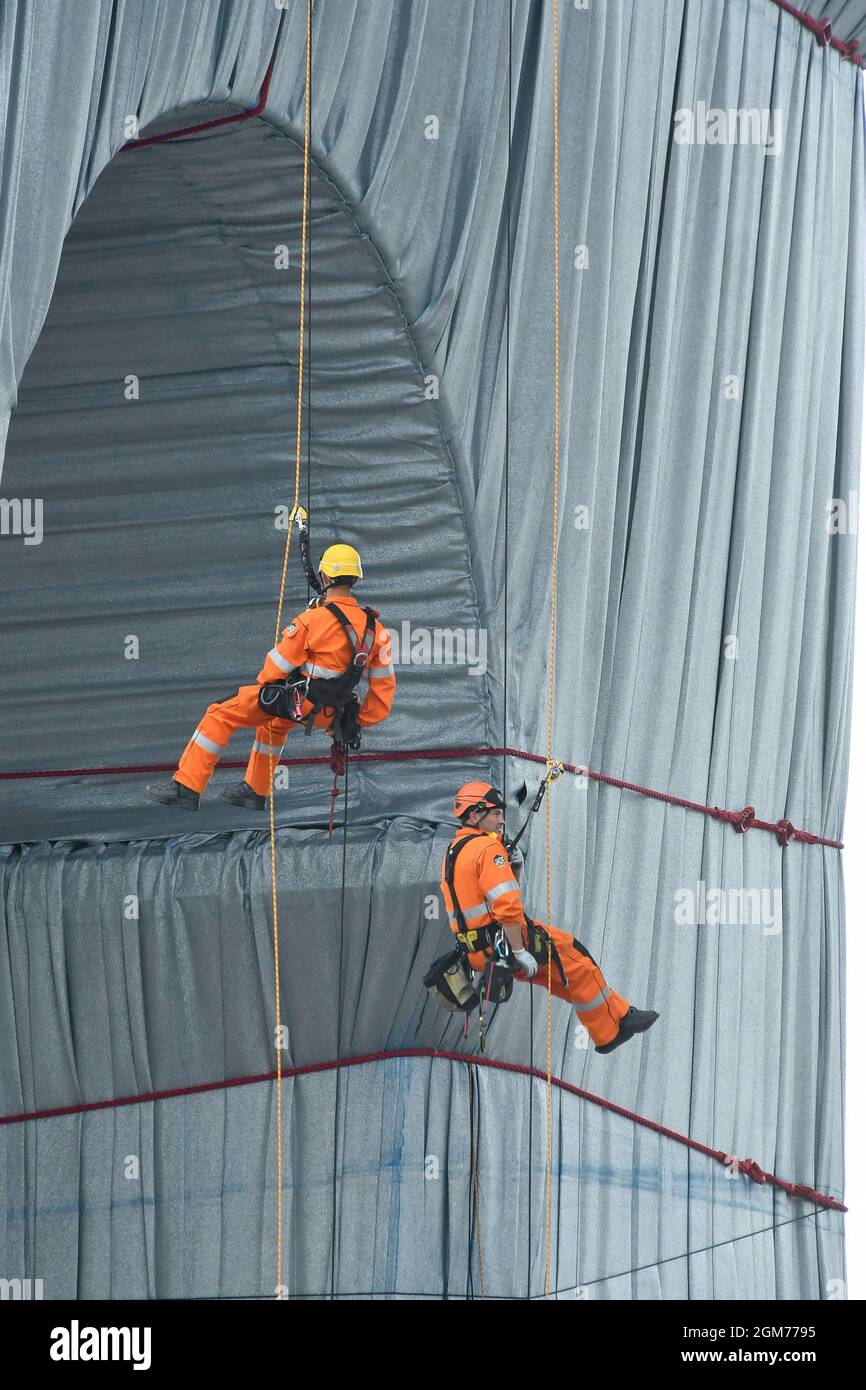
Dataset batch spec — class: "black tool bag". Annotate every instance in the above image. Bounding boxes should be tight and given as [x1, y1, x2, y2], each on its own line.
[423, 951, 479, 1013]
[329, 695, 362, 750]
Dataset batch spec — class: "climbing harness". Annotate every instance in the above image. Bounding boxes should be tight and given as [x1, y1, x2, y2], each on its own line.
[428, 831, 532, 1050]
[259, 596, 378, 835]
[258, 601, 377, 741]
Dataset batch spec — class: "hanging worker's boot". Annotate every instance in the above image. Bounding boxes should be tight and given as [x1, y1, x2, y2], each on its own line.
[146, 778, 200, 810]
[220, 781, 267, 811]
[595, 1005, 659, 1054]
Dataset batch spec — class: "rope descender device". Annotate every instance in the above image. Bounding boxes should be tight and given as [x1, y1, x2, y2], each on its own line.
[505, 758, 563, 858]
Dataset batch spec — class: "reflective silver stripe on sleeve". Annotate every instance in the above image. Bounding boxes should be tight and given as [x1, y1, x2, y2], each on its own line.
[461, 901, 491, 922]
[368, 663, 395, 678]
[192, 730, 226, 756]
[574, 987, 611, 1014]
[267, 647, 292, 674]
[449, 906, 492, 930]
[302, 661, 343, 679]
[485, 879, 520, 904]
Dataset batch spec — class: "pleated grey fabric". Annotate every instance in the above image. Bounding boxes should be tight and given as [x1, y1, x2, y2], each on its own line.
[0, 0, 860, 1298]
[0, 824, 845, 1299]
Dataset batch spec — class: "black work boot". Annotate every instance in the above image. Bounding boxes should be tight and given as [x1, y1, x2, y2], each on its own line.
[595, 1005, 659, 1054]
[220, 781, 267, 811]
[147, 778, 200, 810]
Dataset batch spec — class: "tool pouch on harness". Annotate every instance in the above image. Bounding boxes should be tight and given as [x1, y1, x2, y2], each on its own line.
[423, 951, 479, 1014]
[257, 678, 309, 722]
[481, 957, 517, 1005]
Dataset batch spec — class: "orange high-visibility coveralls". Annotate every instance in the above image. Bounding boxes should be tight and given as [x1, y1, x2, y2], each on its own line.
[174, 595, 396, 796]
[439, 827, 629, 1046]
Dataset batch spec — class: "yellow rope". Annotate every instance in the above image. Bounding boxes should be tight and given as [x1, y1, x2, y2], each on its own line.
[271, 0, 313, 1301]
[543, 0, 561, 1302]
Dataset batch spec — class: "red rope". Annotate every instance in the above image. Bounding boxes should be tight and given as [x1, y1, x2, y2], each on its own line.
[0, 744, 842, 848]
[121, 39, 278, 152]
[0, 1048, 844, 1212]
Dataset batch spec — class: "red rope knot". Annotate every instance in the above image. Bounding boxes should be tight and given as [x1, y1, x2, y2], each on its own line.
[844, 37, 861, 55]
[738, 1157, 767, 1185]
[327, 743, 347, 838]
[711, 804, 755, 832]
[814, 18, 833, 47]
[776, 818, 797, 847]
[329, 744, 346, 778]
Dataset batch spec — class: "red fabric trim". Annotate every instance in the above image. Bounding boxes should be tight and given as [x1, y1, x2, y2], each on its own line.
[121, 40, 278, 152]
[770, 0, 864, 65]
[0, 745, 842, 848]
[0, 1048, 845, 1212]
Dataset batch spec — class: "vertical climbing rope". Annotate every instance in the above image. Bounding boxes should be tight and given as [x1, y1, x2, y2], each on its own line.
[543, 0, 562, 1302]
[270, 0, 314, 1301]
[503, 0, 535, 1307]
[273, 1, 313, 642]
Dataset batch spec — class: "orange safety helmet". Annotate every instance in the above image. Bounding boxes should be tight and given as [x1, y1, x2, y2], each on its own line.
[453, 781, 506, 820]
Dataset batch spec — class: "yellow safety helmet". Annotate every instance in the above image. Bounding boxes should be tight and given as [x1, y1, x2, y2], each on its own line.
[318, 543, 363, 581]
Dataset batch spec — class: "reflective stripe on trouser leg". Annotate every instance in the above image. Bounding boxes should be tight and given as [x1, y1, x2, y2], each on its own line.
[525, 922, 629, 1047]
[244, 720, 296, 796]
[176, 685, 263, 793]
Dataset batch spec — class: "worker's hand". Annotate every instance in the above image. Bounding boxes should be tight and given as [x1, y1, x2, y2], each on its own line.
[513, 948, 538, 980]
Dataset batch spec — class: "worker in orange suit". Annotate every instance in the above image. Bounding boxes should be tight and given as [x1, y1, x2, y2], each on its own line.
[147, 544, 395, 811]
[440, 782, 659, 1053]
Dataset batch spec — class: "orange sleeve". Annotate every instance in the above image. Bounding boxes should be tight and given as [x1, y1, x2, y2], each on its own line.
[256, 611, 311, 684]
[476, 838, 525, 927]
[358, 619, 396, 727]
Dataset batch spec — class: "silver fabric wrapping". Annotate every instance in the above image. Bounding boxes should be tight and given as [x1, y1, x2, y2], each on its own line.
[0, 0, 860, 1298]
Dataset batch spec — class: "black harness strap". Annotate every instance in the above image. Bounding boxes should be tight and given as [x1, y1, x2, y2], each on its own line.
[443, 835, 480, 942]
[324, 602, 377, 674]
[444, 835, 509, 962]
[257, 603, 379, 732]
